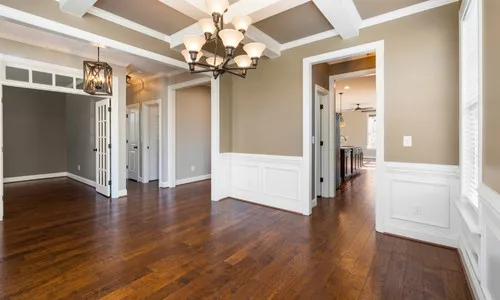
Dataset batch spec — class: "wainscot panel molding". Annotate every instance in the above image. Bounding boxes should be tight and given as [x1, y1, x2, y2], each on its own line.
[382, 162, 461, 248]
[220, 153, 304, 214]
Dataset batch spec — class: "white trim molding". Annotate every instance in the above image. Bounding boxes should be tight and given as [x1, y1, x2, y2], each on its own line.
[4, 172, 67, 183]
[66, 173, 96, 187]
[117, 189, 128, 198]
[382, 162, 461, 248]
[176, 174, 211, 186]
[303, 40, 385, 221]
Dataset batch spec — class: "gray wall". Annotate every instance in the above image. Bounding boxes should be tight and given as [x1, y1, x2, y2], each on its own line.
[66, 94, 100, 181]
[175, 85, 211, 180]
[3, 86, 67, 177]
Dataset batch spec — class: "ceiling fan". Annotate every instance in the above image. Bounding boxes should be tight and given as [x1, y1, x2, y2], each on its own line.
[354, 104, 376, 112]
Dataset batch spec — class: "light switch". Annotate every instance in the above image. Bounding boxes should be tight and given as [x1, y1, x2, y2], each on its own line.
[403, 136, 412, 147]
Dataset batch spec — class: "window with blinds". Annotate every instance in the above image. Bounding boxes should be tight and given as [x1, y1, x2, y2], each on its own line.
[460, 0, 480, 207]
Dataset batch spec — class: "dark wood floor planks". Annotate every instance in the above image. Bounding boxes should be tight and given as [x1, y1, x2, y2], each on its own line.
[0, 170, 472, 299]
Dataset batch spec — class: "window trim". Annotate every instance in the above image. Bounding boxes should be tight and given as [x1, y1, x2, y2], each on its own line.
[459, 0, 483, 211]
[366, 113, 377, 150]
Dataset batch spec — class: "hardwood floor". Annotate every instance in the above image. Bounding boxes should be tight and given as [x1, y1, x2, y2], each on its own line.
[0, 171, 472, 299]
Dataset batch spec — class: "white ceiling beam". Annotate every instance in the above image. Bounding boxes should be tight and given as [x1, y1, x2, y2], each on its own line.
[312, 0, 362, 39]
[250, 0, 309, 23]
[58, 0, 97, 17]
[244, 26, 281, 58]
[158, 0, 208, 19]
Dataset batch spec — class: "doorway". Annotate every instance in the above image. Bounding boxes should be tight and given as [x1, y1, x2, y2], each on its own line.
[126, 104, 140, 182]
[303, 41, 385, 231]
[142, 100, 160, 183]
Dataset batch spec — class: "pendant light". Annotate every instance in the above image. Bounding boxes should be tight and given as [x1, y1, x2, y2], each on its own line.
[339, 92, 346, 128]
[83, 47, 113, 96]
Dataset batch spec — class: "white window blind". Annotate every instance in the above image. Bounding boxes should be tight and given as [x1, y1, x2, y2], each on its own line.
[461, 0, 480, 207]
[367, 114, 377, 149]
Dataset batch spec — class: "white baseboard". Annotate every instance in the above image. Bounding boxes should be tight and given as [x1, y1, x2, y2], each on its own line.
[159, 181, 169, 188]
[4, 172, 67, 183]
[458, 237, 487, 300]
[66, 173, 95, 187]
[176, 174, 211, 186]
[382, 162, 461, 248]
[116, 189, 127, 198]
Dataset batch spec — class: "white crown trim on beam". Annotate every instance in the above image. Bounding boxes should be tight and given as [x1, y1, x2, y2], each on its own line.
[158, 0, 208, 20]
[312, 0, 362, 39]
[281, 0, 459, 51]
[87, 7, 171, 43]
[59, 0, 97, 17]
[0, 4, 187, 69]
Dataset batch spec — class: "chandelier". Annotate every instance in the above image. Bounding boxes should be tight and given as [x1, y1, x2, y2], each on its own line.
[181, 0, 266, 79]
[83, 47, 113, 96]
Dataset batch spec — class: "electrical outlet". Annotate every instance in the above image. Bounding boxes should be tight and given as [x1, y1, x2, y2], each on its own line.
[78, 165, 81, 171]
[191, 165, 195, 172]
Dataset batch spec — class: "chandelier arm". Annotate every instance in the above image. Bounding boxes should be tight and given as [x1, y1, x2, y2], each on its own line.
[226, 66, 257, 71]
[193, 62, 216, 69]
[189, 69, 216, 74]
[226, 70, 246, 78]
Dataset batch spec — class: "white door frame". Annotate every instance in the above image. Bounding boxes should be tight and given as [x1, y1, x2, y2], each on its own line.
[141, 99, 161, 184]
[303, 41, 385, 232]
[314, 85, 330, 204]
[322, 68, 377, 199]
[167, 76, 220, 199]
[126, 103, 141, 181]
[0, 55, 123, 221]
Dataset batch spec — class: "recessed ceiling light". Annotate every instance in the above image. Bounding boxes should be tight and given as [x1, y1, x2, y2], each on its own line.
[344, 86, 350, 89]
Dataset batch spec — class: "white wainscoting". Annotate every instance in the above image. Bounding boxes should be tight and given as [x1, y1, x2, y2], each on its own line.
[220, 153, 305, 214]
[382, 162, 461, 248]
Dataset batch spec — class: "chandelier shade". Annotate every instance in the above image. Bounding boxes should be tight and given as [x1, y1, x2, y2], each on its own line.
[183, 35, 206, 53]
[83, 47, 112, 96]
[206, 0, 229, 15]
[206, 56, 224, 67]
[234, 55, 252, 68]
[232, 16, 252, 32]
[181, 1, 266, 79]
[243, 42, 266, 58]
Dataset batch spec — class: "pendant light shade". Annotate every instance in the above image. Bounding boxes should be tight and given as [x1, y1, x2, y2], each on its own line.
[206, 0, 229, 15]
[339, 92, 346, 128]
[198, 18, 216, 35]
[218, 29, 244, 49]
[234, 55, 252, 68]
[182, 49, 203, 62]
[243, 42, 266, 58]
[206, 56, 224, 67]
[83, 47, 112, 96]
[183, 35, 206, 53]
[232, 16, 252, 32]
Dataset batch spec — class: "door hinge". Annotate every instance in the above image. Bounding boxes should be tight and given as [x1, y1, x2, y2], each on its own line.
[108, 180, 112, 186]
[320, 177, 324, 183]
[126, 165, 129, 169]
[320, 141, 324, 146]
[126, 114, 128, 118]
[108, 107, 111, 112]
[108, 144, 111, 149]
[320, 104, 324, 110]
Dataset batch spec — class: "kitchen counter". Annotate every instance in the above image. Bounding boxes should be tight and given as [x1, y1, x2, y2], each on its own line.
[340, 146, 363, 183]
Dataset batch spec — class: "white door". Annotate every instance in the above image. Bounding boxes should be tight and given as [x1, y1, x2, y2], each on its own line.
[95, 99, 111, 197]
[127, 106, 140, 181]
[148, 105, 159, 181]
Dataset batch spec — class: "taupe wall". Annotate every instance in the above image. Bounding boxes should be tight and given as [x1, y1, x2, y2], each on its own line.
[340, 111, 376, 158]
[175, 86, 211, 180]
[228, 3, 459, 164]
[3, 87, 67, 177]
[482, 0, 500, 193]
[66, 94, 100, 181]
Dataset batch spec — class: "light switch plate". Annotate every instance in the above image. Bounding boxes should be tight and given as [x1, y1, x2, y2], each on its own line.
[403, 136, 412, 147]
